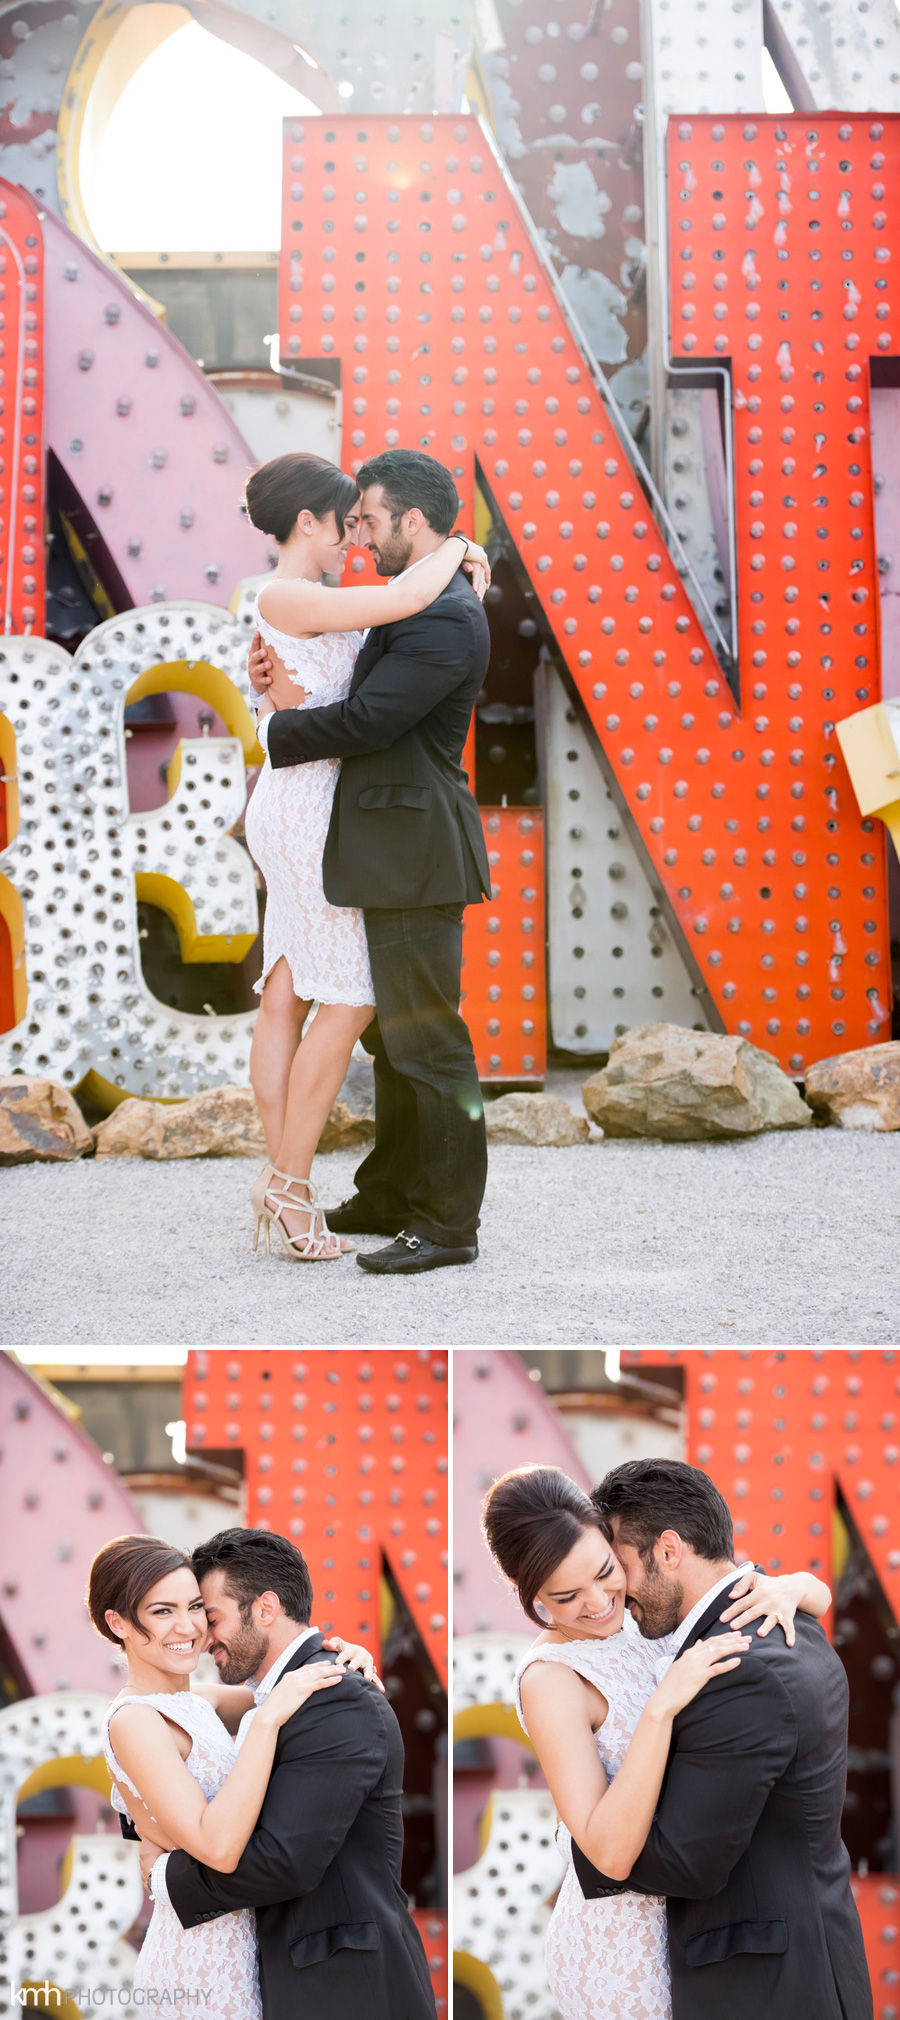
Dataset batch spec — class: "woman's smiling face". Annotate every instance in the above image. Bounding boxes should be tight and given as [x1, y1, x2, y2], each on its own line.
[535, 1525, 627, 1638]
[106, 1566, 208, 1674]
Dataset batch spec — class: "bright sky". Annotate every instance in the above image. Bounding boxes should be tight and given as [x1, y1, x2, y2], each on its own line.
[89, 21, 321, 252]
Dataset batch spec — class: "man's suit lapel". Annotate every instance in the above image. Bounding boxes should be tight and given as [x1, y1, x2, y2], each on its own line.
[350, 627, 385, 695]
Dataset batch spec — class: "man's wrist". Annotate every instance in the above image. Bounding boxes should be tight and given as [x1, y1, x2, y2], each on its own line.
[149, 1853, 171, 1905]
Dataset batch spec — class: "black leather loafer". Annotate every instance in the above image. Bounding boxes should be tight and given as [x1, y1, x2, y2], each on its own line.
[324, 1195, 397, 1237]
[356, 1232, 478, 1275]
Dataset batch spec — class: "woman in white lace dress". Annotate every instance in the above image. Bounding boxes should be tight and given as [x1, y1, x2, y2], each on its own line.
[241, 451, 488, 1261]
[89, 1534, 378, 2019]
[481, 1467, 831, 2020]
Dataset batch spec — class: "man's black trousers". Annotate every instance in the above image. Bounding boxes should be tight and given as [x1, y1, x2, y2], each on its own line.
[353, 902, 487, 1246]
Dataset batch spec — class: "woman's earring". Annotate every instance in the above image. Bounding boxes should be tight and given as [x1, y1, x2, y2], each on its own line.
[533, 1601, 553, 1625]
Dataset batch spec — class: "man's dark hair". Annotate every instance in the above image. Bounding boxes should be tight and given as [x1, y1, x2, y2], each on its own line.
[192, 1528, 313, 1624]
[355, 449, 459, 535]
[592, 1458, 734, 1565]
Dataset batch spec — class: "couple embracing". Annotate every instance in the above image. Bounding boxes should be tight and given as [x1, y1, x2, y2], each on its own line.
[482, 1455, 872, 2020]
[91, 1525, 436, 2018]
[241, 446, 493, 1276]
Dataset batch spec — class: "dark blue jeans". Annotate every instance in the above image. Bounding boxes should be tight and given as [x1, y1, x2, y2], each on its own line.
[354, 903, 487, 1247]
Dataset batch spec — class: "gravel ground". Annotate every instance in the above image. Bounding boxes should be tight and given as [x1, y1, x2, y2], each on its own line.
[2, 1129, 899, 1347]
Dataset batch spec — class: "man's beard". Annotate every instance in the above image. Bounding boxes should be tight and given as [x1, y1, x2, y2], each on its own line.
[211, 1618, 270, 1685]
[628, 1563, 684, 1640]
[371, 526, 414, 576]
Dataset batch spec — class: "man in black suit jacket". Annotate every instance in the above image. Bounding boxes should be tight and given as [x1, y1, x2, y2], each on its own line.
[140, 1529, 436, 2020]
[250, 449, 491, 1277]
[572, 1459, 872, 2020]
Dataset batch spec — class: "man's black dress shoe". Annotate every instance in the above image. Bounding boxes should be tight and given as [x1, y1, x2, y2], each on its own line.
[356, 1232, 478, 1275]
[324, 1195, 397, 1237]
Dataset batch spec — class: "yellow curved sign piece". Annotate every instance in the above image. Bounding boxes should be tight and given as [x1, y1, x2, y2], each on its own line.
[452, 1950, 506, 2020]
[126, 659, 263, 768]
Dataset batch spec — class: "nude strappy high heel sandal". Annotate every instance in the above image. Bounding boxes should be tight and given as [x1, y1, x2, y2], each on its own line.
[249, 1161, 274, 1226]
[252, 1170, 344, 1261]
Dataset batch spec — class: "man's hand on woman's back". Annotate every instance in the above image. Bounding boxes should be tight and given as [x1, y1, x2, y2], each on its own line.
[249, 631, 274, 692]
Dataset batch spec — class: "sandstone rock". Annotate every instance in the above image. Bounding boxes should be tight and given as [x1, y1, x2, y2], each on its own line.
[0, 1076, 94, 1164]
[484, 1091, 590, 1147]
[93, 1062, 376, 1160]
[582, 1024, 811, 1141]
[93, 1085, 266, 1160]
[804, 1042, 900, 1132]
[91, 1096, 163, 1160]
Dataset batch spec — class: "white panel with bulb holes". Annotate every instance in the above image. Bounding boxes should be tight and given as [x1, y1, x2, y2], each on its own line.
[765, 0, 900, 109]
[453, 1786, 562, 2020]
[541, 660, 711, 1051]
[644, 0, 765, 121]
[453, 1629, 534, 1715]
[1, 1691, 143, 2011]
[0, 603, 262, 1100]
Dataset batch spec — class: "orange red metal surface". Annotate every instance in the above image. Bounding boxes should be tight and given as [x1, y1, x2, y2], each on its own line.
[183, 1348, 448, 1681]
[624, 1347, 900, 1608]
[279, 112, 896, 1073]
[0, 180, 44, 639]
[0, 180, 41, 1033]
[280, 117, 557, 1079]
[412, 1908, 449, 2020]
[0, 908, 13, 1031]
[667, 113, 896, 1064]
[461, 805, 546, 1081]
[851, 1874, 900, 2020]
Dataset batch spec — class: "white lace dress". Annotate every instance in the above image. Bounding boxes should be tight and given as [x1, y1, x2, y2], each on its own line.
[104, 1689, 262, 2020]
[515, 1618, 673, 2020]
[243, 598, 375, 1006]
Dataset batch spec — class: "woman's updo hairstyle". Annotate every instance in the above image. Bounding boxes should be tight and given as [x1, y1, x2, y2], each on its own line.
[482, 1465, 609, 1625]
[87, 1534, 193, 1647]
[244, 452, 360, 546]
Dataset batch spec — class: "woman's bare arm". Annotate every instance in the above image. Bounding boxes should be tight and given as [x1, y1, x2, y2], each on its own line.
[256, 536, 487, 639]
[520, 1662, 612, 1838]
[521, 1633, 748, 1883]
[109, 1664, 343, 1872]
[109, 1703, 277, 1871]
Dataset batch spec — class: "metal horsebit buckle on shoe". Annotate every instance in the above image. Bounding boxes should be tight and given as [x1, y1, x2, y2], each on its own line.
[396, 1232, 421, 1251]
